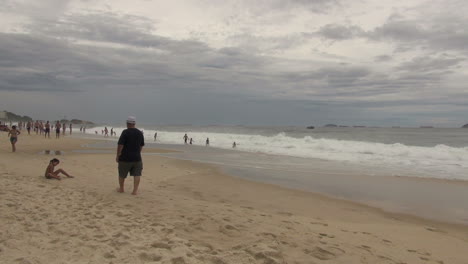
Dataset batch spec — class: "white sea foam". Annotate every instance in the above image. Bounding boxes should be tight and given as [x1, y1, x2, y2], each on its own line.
[87, 127, 468, 180]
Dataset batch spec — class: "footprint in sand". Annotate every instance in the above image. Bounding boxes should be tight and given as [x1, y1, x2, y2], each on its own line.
[171, 257, 186, 264]
[425, 227, 446, 233]
[318, 233, 335, 238]
[304, 246, 345, 260]
[103, 252, 116, 259]
[311, 221, 328, 226]
[151, 242, 172, 250]
[139, 252, 162, 262]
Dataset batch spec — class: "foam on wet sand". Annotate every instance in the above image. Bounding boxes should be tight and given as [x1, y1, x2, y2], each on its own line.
[1, 133, 467, 263]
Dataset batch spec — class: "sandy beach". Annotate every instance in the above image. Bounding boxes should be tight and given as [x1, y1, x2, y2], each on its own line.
[1, 133, 468, 264]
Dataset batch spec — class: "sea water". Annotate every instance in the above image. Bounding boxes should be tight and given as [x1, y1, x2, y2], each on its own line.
[81, 125, 468, 223]
[87, 125, 468, 181]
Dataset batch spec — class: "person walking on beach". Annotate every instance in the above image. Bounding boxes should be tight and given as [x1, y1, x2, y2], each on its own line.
[104, 127, 109, 137]
[26, 121, 31, 135]
[154, 132, 157, 141]
[8, 125, 20, 152]
[183, 133, 188, 144]
[34, 121, 39, 134]
[45, 158, 73, 180]
[55, 121, 61, 138]
[116, 116, 145, 195]
[69, 123, 72, 135]
[232, 142, 237, 148]
[62, 123, 66, 135]
[44, 121, 50, 138]
[206, 138, 209, 146]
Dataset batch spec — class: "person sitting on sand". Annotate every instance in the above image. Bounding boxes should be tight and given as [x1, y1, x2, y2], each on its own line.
[8, 125, 20, 152]
[45, 158, 74, 180]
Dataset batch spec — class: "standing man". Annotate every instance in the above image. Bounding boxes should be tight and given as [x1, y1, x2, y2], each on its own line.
[44, 121, 50, 138]
[55, 121, 61, 138]
[116, 116, 145, 195]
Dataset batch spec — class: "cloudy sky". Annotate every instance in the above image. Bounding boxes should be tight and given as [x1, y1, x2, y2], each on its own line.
[1, 0, 467, 127]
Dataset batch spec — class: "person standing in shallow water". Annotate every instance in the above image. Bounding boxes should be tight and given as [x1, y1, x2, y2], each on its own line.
[116, 116, 145, 195]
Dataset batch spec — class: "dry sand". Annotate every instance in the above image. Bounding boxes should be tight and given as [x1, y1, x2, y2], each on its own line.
[1, 133, 467, 264]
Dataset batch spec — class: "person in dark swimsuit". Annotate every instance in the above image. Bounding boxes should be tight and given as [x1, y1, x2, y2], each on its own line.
[55, 121, 61, 138]
[8, 125, 20, 152]
[44, 121, 51, 138]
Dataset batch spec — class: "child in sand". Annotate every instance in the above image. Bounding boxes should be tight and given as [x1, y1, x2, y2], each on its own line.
[45, 158, 74, 180]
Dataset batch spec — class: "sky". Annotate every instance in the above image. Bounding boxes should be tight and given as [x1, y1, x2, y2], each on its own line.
[0, 0, 467, 127]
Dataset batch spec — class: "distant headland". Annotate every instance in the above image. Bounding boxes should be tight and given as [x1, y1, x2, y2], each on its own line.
[0, 111, 32, 122]
[0, 110, 94, 125]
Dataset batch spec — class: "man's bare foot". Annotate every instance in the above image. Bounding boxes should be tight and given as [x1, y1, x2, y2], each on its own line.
[116, 188, 124, 193]
[131, 191, 137, 195]
[67, 175, 74, 178]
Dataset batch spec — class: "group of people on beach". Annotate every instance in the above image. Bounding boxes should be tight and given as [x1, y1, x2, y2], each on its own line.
[0, 121, 74, 180]
[3, 117, 240, 195]
[3, 121, 75, 152]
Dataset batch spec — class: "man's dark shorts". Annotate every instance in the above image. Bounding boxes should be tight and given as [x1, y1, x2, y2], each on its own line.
[118, 161, 143, 178]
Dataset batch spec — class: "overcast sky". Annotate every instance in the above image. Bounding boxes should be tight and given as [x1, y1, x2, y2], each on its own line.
[1, 0, 467, 127]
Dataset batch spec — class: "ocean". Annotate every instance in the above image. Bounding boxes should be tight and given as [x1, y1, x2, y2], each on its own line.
[79, 125, 468, 224]
[87, 125, 468, 181]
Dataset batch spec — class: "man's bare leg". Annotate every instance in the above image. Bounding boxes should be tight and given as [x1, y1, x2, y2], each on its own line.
[132, 176, 140, 195]
[117, 177, 125, 193]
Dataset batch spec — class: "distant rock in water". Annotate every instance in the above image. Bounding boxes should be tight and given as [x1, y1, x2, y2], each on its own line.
[68, 119, 95, 125]
[462, 124, 468, 128]
[324, 124, 338, 127]
[420, 126, 434, 128]
[306, 126, 315, 129]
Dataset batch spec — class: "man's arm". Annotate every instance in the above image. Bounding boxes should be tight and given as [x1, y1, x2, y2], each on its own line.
[116, 145, 123, 163]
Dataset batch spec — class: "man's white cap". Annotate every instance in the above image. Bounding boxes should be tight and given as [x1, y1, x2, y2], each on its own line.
[126, 116, 136, 124]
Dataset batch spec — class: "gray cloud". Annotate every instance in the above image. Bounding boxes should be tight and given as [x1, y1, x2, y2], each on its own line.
[312, 13, 468, 55]
[201, 0, 342, 15]
[396, 55, 464, 73]
[314, 24, 365, 40]
[374, 55, 392, 62]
